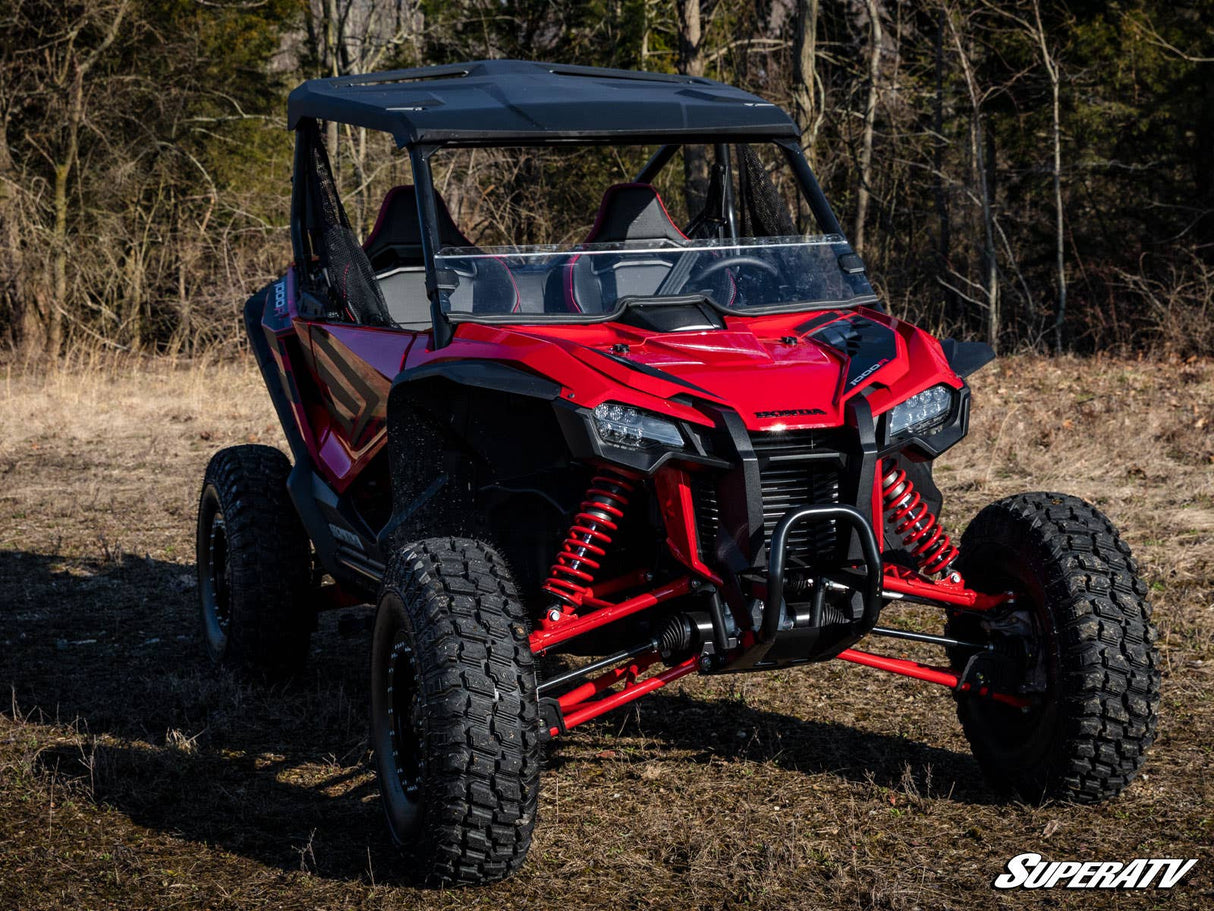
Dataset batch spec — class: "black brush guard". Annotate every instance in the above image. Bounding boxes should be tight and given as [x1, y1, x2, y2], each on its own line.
[732, 504, 882, 669]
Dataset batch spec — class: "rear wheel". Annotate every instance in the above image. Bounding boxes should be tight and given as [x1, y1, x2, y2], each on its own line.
[948, 493, 1159, 803]
[196, 445, 313, 676]
[370, 537, 540, 886]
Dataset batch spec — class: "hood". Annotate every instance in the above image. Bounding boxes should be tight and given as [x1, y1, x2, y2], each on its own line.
[556, 311, 918, 431]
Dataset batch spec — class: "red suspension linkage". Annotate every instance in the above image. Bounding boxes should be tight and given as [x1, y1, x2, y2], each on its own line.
[550, 654, 700, 737]
[557, 652, 660, 711]
[882, 564, 1013, 611]
[530, 576, 694, 654]
[880, 459, 960, 576]
[580, 569, 654, 606]
[542, 465, 641, 609]
[836, 648, 1029, 708]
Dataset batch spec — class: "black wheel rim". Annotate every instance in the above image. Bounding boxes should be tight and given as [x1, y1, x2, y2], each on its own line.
[198, 491, 231, 655]
[372, 599, 427, 843]
[387, 638, 425, 801]
[955, 559, 1059, 753]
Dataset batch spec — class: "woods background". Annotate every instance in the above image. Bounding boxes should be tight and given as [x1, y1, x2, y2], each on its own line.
[2, 0, 1213, 359]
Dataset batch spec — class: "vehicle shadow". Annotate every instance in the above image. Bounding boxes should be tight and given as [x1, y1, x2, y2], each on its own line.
[556, 690, 998, 806]
[2, 548, 995, 886]
[0, 548, 395, 883]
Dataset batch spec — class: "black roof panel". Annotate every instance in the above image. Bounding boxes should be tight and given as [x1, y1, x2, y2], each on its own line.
[287, 59, 798, 146]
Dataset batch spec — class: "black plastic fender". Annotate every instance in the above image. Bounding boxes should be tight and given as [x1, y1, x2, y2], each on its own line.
[242, 287, 348, 586]
[940, 338, 996, 377]
[378, 361, 564, 553]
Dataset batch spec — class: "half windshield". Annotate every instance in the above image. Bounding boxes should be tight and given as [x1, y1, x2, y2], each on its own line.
[434, 235, 875, 320]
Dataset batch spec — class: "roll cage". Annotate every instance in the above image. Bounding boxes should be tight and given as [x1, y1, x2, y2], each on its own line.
[287, 60, 848, 347]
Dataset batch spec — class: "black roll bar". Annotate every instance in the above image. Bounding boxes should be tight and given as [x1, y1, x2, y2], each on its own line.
[408, 145, 455, 348]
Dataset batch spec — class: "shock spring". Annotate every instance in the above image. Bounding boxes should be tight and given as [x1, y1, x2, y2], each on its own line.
[880, 459, 959, 576]
[542, 466, 640, 608]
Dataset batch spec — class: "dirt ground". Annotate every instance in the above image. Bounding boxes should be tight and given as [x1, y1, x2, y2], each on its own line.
[1, 353, 1211, 910]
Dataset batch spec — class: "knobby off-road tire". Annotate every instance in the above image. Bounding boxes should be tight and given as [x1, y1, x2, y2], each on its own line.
[196, 445, 313, 676]
[370, 538, 540, 886]
[950, 493, 1159, 804]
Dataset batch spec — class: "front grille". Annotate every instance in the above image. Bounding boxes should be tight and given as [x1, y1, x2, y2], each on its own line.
[690, 429, 845, 564]
[690, 472, 720, 557]
[754, 460, 840, 559]
[748, 428, 845, 457]
[752, 428, 843, 560]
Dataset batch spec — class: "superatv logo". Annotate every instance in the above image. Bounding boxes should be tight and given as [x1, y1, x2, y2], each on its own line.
[994, 853, 1197, 890]
[754, 408, 826, 418]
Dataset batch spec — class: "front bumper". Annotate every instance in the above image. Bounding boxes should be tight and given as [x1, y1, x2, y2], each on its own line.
[732, 504, 884, 669]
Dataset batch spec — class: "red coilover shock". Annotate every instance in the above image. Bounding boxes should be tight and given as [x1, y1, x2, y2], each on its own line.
[880, 458, 960, 576]
[542, 466, 641, 611]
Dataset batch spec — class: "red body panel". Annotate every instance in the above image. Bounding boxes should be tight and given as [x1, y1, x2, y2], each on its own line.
[303, 322, 411, 491]
[273, 263, 962, 487]
[270, 272, 966, 566]
[653, 466, 722, 583]
[405, 308, 960, 433]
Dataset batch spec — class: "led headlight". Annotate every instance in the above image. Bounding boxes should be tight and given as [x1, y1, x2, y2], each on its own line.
[593, 402, 684, 450]
[888, 384, 955, 438]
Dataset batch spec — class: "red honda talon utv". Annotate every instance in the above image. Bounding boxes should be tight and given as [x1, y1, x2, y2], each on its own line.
[196, 60, 1159, 885]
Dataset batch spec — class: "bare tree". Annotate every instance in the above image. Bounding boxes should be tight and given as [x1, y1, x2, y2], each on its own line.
[304, 0, 424, 78]
[854, 0, 883, 255]
[931, 5, 955, 321]
[303, 1, 425, 230]
[0, 28, 29, 347]
[676, 0, 712, 213]
[1032, 0, 1067, 354]
[947, 6, 999, 351]
[16, 1, 133, 356]
[979, 0, 1066, 352]
[792, 0, 824, 166]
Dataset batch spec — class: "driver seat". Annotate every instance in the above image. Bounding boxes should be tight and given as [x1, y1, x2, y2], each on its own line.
[364, 185, 519, 318]
[565, 183, 733, 313]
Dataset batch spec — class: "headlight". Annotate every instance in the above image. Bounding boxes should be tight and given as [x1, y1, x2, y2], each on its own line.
[593, 402, 684, 450]
[888, 385, 955, 437]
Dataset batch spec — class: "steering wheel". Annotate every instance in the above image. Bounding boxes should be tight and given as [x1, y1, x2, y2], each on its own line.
[695, 255, 781, 280]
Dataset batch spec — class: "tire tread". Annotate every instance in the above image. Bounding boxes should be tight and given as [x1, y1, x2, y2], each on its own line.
[198, 445, 312, 675]
[379, 537, 539, 886]
[957, 492, 1159, 804]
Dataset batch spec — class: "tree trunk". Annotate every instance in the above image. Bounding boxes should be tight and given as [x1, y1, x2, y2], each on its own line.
[792, 0, 822, 166]
[980, 123, 999, 350]
[933, 7, 955, 323]
[854, 0, 883, 255]
[1032, 1, 1066, 353]
[178, 251, 190, 353]
[322, 0, 341, 170]
[641, 0, 651, 64]
[1048, 73, 1065, 353]
[44, 1, 129, 358]
[49, 162, 67, 357]
[124, 242, 144, 351]
[49, 65, 86, 358]
[949, 9, 999, 351]
[0, 106, 22, 347]
[676, 0, 709, 215]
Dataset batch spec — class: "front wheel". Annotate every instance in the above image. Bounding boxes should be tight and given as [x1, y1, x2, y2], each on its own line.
[370, 538, 540, 886]
[948, 493, 1159, 804]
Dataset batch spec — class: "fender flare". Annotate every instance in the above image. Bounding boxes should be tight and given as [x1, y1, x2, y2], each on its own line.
[940, 339, 996, 377]
[390, 359, 563, 404]
[377, 361, 563, 552]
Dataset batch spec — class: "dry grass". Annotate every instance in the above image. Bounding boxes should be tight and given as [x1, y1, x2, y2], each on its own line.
[1, 354, 1212, 910]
